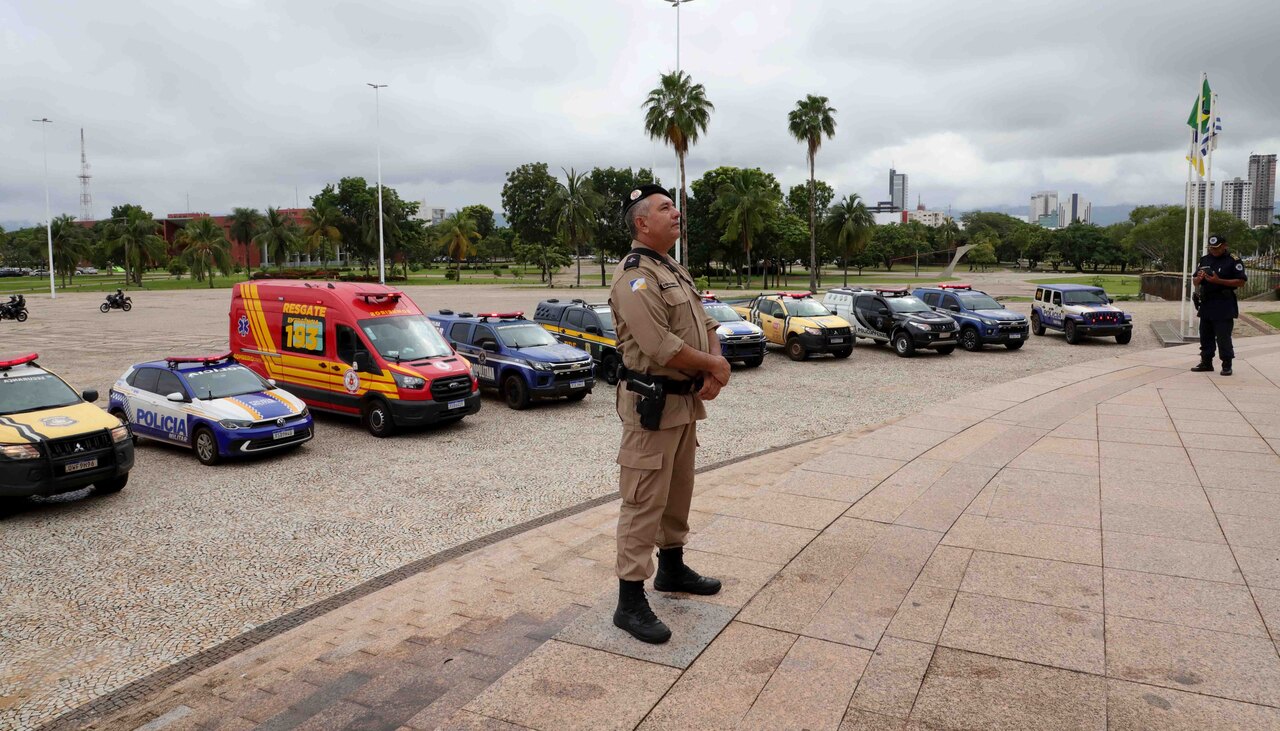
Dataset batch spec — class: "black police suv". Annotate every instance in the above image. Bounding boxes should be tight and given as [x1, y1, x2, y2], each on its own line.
[844, 289, 960, 357]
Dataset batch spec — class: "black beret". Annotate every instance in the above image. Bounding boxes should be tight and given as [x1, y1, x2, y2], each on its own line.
[1208, 234, 1227, 246]
[621, 184, 670, 219]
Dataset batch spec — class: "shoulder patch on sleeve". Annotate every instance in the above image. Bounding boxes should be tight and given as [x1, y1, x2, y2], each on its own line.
[623, 253, 642, 270]
[629, 277, 647, 292]
[1232, 253, 1241, 261]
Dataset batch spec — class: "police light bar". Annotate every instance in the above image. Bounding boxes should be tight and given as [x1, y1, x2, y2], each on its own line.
[938, 283, 972, 290]
[165, 352, 234, 368]
[0, 352, 38, 370]
[700, 291, 719, 301]
[356, 290, 404, 303]
[478, 312, 524, 321]
[875, 287, 909, 296]
[777, 291, 812, 299]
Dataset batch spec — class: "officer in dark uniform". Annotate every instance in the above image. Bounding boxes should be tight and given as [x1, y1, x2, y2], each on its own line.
[608, 184, 731, 644]
[1191, 234, 1248, 376]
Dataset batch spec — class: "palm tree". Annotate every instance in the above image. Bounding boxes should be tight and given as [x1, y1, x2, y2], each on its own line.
[643, 70, 714, 257]
[435, 212, 480, 283]
[252, 208, 301, 268]
[177, 217, 234, 288]
[788, 94, 838, 292]
[825, 194, 875, 286]
[303, 200, 343, 268]
[228, 207, 264, 270]
[549, 167, 604, 287]
[105, 209, 167, 286]
[50, 214, 90, 288]
[714, 171, 779, 290]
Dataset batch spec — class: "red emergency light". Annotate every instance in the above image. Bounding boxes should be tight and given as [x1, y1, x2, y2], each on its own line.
[777, 291, 812, 299]
[0, 353, 39, 370]
[166, 352, 234, 368]
[939, 283, 972, 290]
[700, 291, 719, 302]
[478, 312, 524, 321]
[356, 291, 404, 303]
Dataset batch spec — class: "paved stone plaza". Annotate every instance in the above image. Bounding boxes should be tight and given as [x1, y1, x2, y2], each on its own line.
[33, 332, 1280, 730]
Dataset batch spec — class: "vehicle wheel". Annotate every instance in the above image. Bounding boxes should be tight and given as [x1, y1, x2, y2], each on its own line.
[741, 356, 764, 368]
[94, 474, 128, 494]
[893, 331, 916, 358]
[99, 303, 110, 313]
[936, 345, 956, 355]
[567, 390, 588, 401]
[362, 398, 398, 437]
[109, 409, 138, 445]
[503, 374, 532, 410]
[1031, 313, 1045, 336]
[600, 354, 620, 385]
[15, 311, 27, 323]
[1116, 331, 1132, 345]
[1064, 319, 1080, 344]
[1006, 341, 1025, 350]
[833, 347, 853, 359]
[786, 337, 807, 361]
[193, 427, 221, 465]
[122, 301, 132, 312]
[960, 328, 982, 352]
[0, 498, 25, 519]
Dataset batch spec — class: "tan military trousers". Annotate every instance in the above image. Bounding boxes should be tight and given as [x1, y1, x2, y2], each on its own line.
[615, 421, 698, 581]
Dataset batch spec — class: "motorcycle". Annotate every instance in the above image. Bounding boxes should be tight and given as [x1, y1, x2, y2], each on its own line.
[0, 295, 27, 322]
[100, 293, 133, 313]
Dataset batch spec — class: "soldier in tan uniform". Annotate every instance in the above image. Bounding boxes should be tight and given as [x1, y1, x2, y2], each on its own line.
[609, 184, 731, 644]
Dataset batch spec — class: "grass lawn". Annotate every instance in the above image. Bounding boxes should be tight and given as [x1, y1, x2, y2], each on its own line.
[1256, 312, 1280, 329]
[1028, 274, 1142, 297]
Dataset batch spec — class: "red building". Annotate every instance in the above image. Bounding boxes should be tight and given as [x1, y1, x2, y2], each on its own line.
[80, 208, 312, 269]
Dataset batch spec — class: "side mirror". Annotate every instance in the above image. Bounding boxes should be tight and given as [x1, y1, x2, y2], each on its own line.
[586, 325, 602, 335]
[81, 389, 99, 403]
[166, 392, 186, 403]
[948, 305, 961, 312]
[267, 378, 277, 387]
[829, 309, 838, 316]
[878, 307, 890, 316]
[353, 350, 380, 374]
[481, 341, 500, 353]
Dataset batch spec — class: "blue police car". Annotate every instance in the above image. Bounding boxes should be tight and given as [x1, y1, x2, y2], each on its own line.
[913, 284, 1030, 351]
[701, 293, 767, 367]
[108, 353, 313, 465]
[429, 311, 596, 409]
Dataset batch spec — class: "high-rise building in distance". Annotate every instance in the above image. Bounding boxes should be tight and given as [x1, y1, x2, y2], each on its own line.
[889, 169, 908, 212]
[1058, 193, 1091, 226]
[1186, 181, 1216, 210]
[1030, 191, 1058, 227]
[1247, 153, 1276, 227]
[1221, 177, 1254, 224]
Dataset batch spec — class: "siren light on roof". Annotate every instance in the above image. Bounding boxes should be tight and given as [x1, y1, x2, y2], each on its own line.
[0, 353, 39, 369]
[165, 352, 234, 368]
[938, 283, 972, 290]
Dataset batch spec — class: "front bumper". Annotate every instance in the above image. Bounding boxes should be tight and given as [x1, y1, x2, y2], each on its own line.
[0, 440, 134, 498]
[979, 323, 1030, 344]
[221, 419, 315, 457]
[797, 332, 853, 353]
[908, 328, 959, 348]
[532, 377, 595, 398]
[1076, 320, 1132, 336]
[720, 337, 767, 361]
[389, 391, 482, 425]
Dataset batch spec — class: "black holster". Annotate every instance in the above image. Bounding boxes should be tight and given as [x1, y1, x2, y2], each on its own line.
[626, 377, 666, 431]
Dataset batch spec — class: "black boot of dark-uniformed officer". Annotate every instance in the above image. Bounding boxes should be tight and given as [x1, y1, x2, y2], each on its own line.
[1221, 360, 1232, 376]
[614, 579, 671, 644]
[1190, 360, 1214, 372]
[654, 546, 722, 595]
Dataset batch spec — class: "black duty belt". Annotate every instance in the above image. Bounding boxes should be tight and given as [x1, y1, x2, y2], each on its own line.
[618, 366, 702, 395]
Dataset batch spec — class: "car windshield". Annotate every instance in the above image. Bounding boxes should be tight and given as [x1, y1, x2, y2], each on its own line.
[1063, 290, 1109, 305]
[704, 303, 743, 323]
[358, 315, 454, 362]
[887, 296, 933, 313]
[0, 372, 81, 415]
[496, 323, 558, 348]
[591, 307, 614, 332]
[184, 365, 272, 399]
[958, 293, 1003, 310]
[784, 299, 830, 317]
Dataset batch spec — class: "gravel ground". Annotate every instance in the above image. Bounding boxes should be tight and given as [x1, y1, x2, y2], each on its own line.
[0, 277, 1275, 729]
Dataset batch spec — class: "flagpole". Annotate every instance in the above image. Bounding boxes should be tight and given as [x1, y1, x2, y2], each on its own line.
[1201, 92, 1218, 258]
[1180, 127, 1196, 337]
[1182, 72, 1206, 337]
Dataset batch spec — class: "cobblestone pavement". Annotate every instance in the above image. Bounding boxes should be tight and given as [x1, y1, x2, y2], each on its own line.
[54, 334, 1280, 730]
[1, 279, 1276, 730]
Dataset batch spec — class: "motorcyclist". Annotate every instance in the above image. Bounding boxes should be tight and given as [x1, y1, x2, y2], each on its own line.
[109, 289, 124, 307]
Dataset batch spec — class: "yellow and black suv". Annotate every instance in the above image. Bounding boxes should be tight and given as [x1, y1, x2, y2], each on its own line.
[733, 292, 853, 361]
[1, 353, 133, 509]
[533, 298, 621, 384]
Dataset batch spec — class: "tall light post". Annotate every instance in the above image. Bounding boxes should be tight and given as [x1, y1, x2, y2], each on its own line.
[662, 0, 695, 265]
[33, 118, 56, 298]
[367, 83, 387, 285]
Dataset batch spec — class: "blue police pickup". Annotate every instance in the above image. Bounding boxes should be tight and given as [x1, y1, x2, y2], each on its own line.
[429, 311, 596, 409]
[913, 284, 1030, 352]
[700, 293, 767, 367]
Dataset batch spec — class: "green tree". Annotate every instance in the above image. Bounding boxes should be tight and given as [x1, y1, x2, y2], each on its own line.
[588, 167, 658, 283]
[302, 200, 343, 267]
[867, 224, 914, 271]
[787, 94, 837, 291]
[435, 212, 480, 282]
[459, 204, 496, 240]
[514, 236, 571, 286]
[104, 207, 167, 286]
[253, 207, 301, 268]
[311, 177, 419, 275]
[548, 167, 604, 287]
[689, 167, 781, 280]
[177, 216, 234, 287]
[643, 70, 714, 257]
[50, 215, 90, 287]
[825, 194, 875, 286]
[228, 207, 264, 270]
[968, 242, 998, 271]
[714, 169, 780, 290]
[501, 162, 560, 247]
[785, 180, 835, 223]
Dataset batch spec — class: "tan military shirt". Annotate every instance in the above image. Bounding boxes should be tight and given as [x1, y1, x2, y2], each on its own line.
[609, 243, 718, 430]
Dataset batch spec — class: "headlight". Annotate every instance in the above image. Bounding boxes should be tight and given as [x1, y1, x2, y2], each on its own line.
[110, 425, 131, 443]
[909, 321, 932, 331]
[803, 326, 823, 335]
[298, 406, 310, 419]
[392, 372, 426, 389]
[716, 326, 730, 337]
[530, 360, 552, 371]
[218, 419, 254, 430]
[0, 443, 40, 460]
[978, 318, 998, 327]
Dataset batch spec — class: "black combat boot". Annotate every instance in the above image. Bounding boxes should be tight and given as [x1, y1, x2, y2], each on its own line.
[1190, 361, 1214, 372]
[654, 547, 722, 595]
[614, 579, 671, 644]
[1220, 361, 1232, 376]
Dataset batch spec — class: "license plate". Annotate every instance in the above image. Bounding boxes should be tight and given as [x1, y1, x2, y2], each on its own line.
[830, 337, 844, 344]
[1009, 333, 1022, 339]
[448, 399, 465, 409]
[65, 458, 98, 473]
[570, 380, 586, 388]
[272, 429, 295, 440]
[938, 332, 953, 339]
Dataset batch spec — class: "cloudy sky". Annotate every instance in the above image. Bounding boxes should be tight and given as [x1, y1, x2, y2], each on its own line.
[2, 0, 1276, 229]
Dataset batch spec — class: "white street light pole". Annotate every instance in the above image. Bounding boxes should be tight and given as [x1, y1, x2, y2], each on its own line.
[662, 0, 695, 265]
[33, 118, 56, 299]
[367, 83, 387, 285]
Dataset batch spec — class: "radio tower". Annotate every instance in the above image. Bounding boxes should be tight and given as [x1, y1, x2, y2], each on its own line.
[78, 128, 93, 221]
